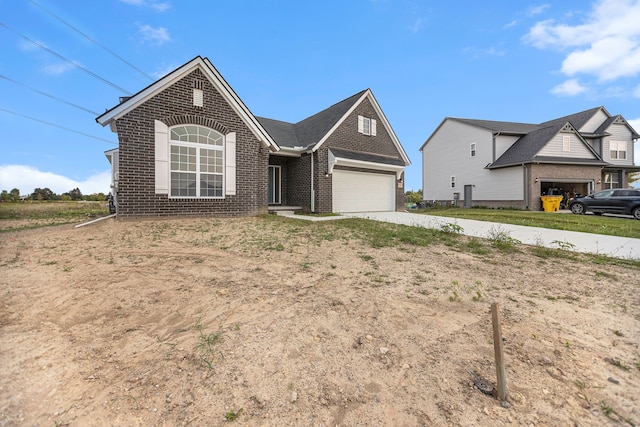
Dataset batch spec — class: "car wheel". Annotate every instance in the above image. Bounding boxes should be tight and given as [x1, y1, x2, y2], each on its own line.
[571, 203, 585, 215]
[633, 207, 640, 220]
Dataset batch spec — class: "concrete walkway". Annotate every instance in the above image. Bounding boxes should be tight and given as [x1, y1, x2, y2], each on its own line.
[342, 211, 640, 260]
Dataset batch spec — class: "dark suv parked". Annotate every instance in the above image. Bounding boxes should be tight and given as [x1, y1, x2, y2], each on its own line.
[569, 189, 640, 219]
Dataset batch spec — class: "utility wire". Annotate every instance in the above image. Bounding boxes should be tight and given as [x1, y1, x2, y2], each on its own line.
[0, 107, 117, 145]
[0, 22, 131, 95]
[0, 74, 99, 115]
[29, 0, 154, 82]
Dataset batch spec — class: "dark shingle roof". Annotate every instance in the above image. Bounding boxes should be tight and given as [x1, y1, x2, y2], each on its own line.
[452, 118, 540, 134]
[489, 123, 564, 168]
[539, 106, 603, 129]
[488, 121, 608, 169]
[257, 90, 367, 150]
[255, 117, 299, 148]
[450, 106, 629, 169]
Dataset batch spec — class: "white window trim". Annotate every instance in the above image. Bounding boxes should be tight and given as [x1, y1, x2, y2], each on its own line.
[168, 125, 225, 199]
[610, 140, 627, 160]
[470, 142, 476, 158]
[357, 115, 377, 136]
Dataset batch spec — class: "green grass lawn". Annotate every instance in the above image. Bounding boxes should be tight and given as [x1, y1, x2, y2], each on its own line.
[0, 201, 109, 220]
[412, 207, 640, 239]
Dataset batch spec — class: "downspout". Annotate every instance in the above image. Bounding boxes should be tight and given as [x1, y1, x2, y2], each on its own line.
[523, 164, 529, 210]
[310, 151, 315, 212]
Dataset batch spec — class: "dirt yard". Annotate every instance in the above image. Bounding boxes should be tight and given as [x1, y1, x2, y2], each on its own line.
[1, 215, 638, 426]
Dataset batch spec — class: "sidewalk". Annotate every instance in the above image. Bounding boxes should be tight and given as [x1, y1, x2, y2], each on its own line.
[344, 211, 640, 260]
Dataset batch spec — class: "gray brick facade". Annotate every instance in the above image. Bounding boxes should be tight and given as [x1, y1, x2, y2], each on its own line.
[99, 57, 409, 218]
[114, 68, 269, 218]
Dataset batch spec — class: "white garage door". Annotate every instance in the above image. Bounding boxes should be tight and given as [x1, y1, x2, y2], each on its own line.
[332, 170, 396, 213]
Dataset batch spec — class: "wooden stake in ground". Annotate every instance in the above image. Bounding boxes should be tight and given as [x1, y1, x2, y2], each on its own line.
[491, 302, 507, 401]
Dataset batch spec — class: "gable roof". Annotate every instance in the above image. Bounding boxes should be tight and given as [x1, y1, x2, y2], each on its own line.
[452, 118, 540, 135]
[488, 122, 607, 169]
[422, 106, 636, 167]
[256, 90, 364, 150]
[539, 106, 606, 129]
[258, 89, 411, 165]
[96, 56, 279, 150]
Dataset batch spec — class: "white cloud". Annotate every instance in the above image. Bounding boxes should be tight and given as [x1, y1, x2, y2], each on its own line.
[152, 62, 180, 79]
[409, 17, 424, 34]
[0, 165, 111, 196]
[524, 0, 640, 85]
[138, 24, 171, 45]
[464, 46, 506, 58]
[19, 39, 44, 51]
[42, 61, 77, 75]
[550, 78, 587, 96]
[120, 0, 170, 12]
[527, 4, 551, 16]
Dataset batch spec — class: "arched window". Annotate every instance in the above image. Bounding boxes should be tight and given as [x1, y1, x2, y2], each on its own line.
[169, 125, 224, 198]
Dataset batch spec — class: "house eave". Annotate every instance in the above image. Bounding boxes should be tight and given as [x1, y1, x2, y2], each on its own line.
[96, 56, 280, 152]
[328, 156, 405, 178]
[310, 89, 411, 166]
[487, 159, 610, 170]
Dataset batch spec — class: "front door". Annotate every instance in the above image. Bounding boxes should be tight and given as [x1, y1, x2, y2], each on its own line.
[268, 165, 281, 204]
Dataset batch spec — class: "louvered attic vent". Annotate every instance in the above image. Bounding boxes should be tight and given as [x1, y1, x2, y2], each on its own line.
[193, 80, 204, 107]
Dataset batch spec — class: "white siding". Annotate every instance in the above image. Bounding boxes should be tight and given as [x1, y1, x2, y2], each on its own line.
[495, 135, 519, 160]
[580, 109, 608, 133]
[422, 119, 522, 201]
[537, 132, 595, 159]
[603, 123, 634, 166]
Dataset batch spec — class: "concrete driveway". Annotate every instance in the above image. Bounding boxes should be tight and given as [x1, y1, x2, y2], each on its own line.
[344, 211, 640, 260]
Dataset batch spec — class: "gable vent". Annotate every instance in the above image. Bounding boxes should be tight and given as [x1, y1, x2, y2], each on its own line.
[193, 88, 203, 108]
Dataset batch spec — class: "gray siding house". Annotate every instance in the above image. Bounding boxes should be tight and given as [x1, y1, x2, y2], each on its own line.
[420, 107, 639, 211]
[96, 56, 410, 218]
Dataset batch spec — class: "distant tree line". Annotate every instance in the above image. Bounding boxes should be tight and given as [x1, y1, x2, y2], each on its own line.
[0, 187, 107, 202]
[405, 189, 423, 204]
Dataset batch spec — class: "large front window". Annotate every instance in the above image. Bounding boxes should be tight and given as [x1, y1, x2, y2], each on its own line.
[170, 125, 224, 198]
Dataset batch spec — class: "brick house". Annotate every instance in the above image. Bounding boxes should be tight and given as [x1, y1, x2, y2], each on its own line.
[420, 107, 640, 210]
[97, 56, 410, 218]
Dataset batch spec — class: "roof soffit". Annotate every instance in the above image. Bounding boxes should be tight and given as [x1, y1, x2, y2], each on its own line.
[310, 90, 411, 165]
[96, 56, 279, 150]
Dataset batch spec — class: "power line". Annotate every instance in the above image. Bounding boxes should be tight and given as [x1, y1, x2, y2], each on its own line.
[0, 21, 132, 95]
[29, 0, 154, 82]
[0, 74, 99, 115]
[0, 107, 117, 145]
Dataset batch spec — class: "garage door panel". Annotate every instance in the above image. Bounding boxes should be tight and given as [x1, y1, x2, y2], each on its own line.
[332, 170, 395, 213]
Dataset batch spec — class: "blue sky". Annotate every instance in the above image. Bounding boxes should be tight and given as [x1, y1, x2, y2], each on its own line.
[1, 0, 639, 195]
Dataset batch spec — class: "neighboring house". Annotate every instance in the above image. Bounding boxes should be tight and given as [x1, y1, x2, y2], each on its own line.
[96, 56, 410, 218]
[420, 107, 640, 211]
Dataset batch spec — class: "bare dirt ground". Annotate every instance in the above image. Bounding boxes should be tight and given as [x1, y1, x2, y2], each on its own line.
[1, 215, 639, 426]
